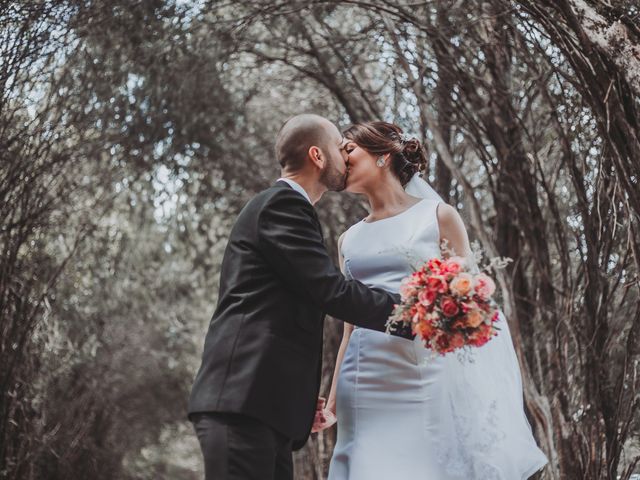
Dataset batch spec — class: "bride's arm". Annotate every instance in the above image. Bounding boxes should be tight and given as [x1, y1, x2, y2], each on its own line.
[437, 203, 474, 260]
[326, 327, 353, 415]
[326, 232, 354, 416]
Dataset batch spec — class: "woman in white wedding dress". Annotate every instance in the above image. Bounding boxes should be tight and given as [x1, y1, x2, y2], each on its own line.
[320, 122, 548, 479]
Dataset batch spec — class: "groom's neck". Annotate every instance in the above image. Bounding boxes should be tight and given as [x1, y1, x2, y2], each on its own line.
[280, 171, 326, 205]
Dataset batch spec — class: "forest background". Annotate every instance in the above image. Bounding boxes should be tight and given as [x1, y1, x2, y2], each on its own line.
[1, 1, 639, 479]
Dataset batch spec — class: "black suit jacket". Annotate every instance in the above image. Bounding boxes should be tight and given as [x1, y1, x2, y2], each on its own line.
[188, 181, 401, 449]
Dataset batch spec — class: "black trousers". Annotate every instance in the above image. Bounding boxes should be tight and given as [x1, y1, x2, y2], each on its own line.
[191, 412, 293, 480]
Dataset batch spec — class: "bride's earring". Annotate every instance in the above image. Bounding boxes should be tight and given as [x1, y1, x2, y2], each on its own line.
[376, 156, 385, 167]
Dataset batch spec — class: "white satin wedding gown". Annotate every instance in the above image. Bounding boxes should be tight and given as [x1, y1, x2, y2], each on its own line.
[327, 196, 548, 479]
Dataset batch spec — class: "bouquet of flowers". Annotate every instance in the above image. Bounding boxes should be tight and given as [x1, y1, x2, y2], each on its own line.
[387, 247, 509, 356]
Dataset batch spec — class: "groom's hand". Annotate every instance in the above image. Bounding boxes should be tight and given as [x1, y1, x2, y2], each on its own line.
[387, 317, 416, 341]
[386, 293, 415, 341]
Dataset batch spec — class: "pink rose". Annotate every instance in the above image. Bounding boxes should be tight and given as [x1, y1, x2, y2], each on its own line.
[418, 289, 437, 306]
[399, 279, 418, 299]
[474, 273, 496, 299]
[443, 256, 465, 275]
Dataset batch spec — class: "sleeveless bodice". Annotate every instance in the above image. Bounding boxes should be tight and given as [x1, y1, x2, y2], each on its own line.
[341, 198, 441, 293]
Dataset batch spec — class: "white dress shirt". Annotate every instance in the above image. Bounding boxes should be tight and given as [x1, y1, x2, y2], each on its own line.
[276, 177, 312, 204]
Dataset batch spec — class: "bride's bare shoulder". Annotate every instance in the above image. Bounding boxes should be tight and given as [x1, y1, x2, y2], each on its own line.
[435, 202, 470, 257]
[435, 201, 457, 219]
[435, 202, 466, 231]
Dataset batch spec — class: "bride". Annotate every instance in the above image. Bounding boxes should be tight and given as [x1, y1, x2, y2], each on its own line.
[316, 121, 548, 479]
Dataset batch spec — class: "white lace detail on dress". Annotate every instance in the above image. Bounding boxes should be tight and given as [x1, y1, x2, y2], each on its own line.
[435, 396, 506, 478]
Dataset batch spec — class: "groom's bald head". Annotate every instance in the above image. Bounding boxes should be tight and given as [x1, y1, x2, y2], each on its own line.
[275, 114, 339, 172]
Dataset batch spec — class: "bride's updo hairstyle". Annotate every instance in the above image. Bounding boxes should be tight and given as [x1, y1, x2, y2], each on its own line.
[343, 121, 427, 186]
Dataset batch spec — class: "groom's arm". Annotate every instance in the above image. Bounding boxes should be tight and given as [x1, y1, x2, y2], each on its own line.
[257, 189, 400, 333]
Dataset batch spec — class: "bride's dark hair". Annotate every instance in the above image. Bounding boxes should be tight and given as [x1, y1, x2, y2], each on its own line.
[343, 121, 427, 186]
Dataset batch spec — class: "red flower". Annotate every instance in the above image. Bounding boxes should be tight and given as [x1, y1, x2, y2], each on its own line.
[415, 320, 435, 339]
[426, 276, 448, 294]
[451, 319, 466, 330]
[436, 333, 450, 350]
[450, 332, 465, 349]
[440, 296, 460, 317]
[388, 254, 503, 355]
[427, 258, 443, 273]
[418, 289, 437, 306]
[442, 256, 464, 275]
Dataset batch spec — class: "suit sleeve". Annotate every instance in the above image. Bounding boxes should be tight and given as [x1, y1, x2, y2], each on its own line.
[257, 189, 399, 333]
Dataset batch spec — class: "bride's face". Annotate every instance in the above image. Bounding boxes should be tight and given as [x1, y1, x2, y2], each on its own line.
[343, 140, 387, 194]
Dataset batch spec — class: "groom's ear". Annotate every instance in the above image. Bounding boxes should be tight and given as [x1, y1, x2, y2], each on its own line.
[308, 146, 325, 169]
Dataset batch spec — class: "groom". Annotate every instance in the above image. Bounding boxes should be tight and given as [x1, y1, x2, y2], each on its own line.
[188, 114, 405, 480]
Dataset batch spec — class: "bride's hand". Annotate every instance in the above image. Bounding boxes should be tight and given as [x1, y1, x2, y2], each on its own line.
[312, 408, 337, 433]
[311, 397, 337, 433]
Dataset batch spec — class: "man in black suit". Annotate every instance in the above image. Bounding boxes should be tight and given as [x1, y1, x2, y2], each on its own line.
[188, 114, 406, 479]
